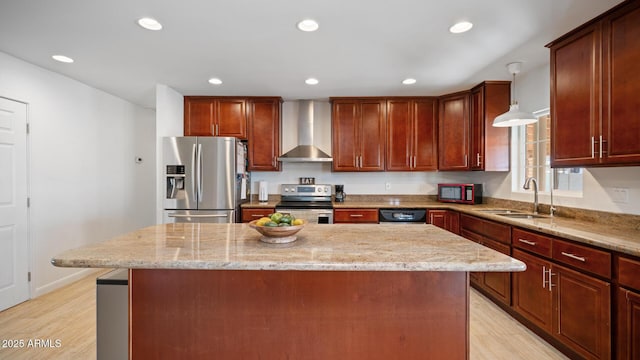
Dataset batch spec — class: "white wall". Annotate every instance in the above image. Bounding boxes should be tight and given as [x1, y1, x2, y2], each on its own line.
[155, 84, 184, 223]
[0, 51, 156, 297]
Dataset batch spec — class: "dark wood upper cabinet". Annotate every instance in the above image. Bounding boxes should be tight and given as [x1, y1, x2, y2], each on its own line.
[247, 98, 281, 171]
[184, 98, 215, 136]
[331, 98, 386, 172]
[602, 3, 640, 165]
[184, 97, 247, 139]
[438, 92, 470, 171]
[549, 1, 640, 167]
[470, 82, 511, 171]
[386, 98, 438, 171]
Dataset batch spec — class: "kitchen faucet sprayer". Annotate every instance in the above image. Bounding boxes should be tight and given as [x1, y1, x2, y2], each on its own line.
[523, 177, 539, 215]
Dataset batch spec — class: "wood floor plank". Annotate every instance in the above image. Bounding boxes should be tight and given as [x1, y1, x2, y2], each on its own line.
[0, 270, 569, 360]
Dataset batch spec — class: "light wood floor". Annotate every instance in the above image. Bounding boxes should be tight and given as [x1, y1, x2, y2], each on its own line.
[0, 270, 568, 360]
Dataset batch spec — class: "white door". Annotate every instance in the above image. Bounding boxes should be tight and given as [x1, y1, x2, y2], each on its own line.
[0, 97, 29, 311]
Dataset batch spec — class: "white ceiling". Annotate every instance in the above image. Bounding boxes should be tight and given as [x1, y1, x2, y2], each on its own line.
[0, 0, 624, 108]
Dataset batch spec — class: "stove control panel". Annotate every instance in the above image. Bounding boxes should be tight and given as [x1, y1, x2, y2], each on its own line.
[280, 184, 332, 196]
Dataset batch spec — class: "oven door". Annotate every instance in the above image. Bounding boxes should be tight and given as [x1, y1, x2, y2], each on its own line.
[276, 208, 333, 224]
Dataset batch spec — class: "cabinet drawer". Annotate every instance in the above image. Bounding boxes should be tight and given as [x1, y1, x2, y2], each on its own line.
[334, 209, 379, 223]
[552, 239, 611, 278]
[618, 256, 640, 291]
[460, 214, 510, 244]
[483, 220, 511, 244]
[512, 228, 552, 258]
[460, 229, 482, 244]
[241, 208, 275, 223]
[481, 237, 510, 256]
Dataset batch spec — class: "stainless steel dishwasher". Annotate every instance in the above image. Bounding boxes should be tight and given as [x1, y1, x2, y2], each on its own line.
[96, 269, 128, 360]
[378, 208, 427, 224]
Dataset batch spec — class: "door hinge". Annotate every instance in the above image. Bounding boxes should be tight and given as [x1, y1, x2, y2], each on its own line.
[27, 197, 30, 207]
[28, 272, 31, 282]
[26, 123, 30, 134]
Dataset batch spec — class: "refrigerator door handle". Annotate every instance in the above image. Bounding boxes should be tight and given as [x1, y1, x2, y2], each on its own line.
[168, 214, 228, 218]
[197, 143, 203, 202]
[191, 144, 198, 203]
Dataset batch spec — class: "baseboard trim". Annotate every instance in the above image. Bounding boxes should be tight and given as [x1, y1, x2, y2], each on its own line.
[33, 268, 106, 298]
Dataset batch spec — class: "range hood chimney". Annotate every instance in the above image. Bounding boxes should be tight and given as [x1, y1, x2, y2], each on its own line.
[278, 100, 332, 162]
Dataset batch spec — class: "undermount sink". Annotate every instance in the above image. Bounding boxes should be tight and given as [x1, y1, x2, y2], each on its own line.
[496, 213, 548, 219]
[476, 209, 522, 214]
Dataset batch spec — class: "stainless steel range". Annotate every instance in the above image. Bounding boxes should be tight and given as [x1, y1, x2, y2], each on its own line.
[275, 184, 333, 224]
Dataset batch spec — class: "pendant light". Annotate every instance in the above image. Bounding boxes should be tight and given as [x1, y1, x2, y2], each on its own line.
[492, 62, 537, 127]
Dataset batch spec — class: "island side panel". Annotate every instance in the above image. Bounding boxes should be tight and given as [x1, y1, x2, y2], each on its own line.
[130, 269, 469, 360]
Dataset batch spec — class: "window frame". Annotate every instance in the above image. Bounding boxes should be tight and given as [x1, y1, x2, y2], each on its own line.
[512, 108, 583, 198]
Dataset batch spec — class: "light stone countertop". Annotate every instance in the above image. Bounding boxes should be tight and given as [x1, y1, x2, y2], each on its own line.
[51, 223, 525, 272]
[243, 199, 640, 257]
[333, 201, 640, 257]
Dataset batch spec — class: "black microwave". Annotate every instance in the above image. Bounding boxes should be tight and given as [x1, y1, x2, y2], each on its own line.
[437, 183, 483, 204]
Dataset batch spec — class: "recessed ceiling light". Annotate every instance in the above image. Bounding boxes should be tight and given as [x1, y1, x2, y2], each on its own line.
[297, 19, 319, 32]
[449, 21, 473, 34]
[52, 55, 74, 63]
[305, 78, 319, 85]
[208, 78, 223, 85]
[402, 78, 417, 85]
[137, 17, 163, 31]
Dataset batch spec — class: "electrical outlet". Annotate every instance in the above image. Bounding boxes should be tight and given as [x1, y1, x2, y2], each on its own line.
[385, 182, 391, 190]
[611, 187, 629, 203]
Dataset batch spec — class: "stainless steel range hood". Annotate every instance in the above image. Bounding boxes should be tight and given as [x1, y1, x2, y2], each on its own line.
[278, 100, 332, 162]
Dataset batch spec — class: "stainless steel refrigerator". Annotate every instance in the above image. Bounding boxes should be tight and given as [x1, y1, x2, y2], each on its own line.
[163, 136, 248, 223]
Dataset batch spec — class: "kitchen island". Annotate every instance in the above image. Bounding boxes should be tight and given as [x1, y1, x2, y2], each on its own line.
[52, 223, 525, 360]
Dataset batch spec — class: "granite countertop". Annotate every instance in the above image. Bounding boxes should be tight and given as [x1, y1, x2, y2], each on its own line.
[51, 223, 525, 272]
[242, 198, 640, 257]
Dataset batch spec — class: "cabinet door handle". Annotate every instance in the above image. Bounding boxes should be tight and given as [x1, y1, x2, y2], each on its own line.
[518, 238, 537, 246]
[349, 214, 364, 217]
[413, 156, 416, 169]
[476, 153, 482, 167]
[599, 135, 604, 158]
[464, 154, 468, 167]
[251, 214, 265, 217]
[215, 124, 219, 136]
[542, 266, 555, 291]
[591, 136, 595, 158]
[561, 252, 586, 262]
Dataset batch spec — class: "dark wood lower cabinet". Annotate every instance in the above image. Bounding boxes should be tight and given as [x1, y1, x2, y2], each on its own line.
[460, 215, 511, 306]
[617, 287, 640, 360]
[511, 247, 611, 360]
[479, 239, 511, 305]
[512, 249, 553, 333]
[554, 264, 611, 360]
[427, 209, 460, 234]
[130, 269, 469, 360]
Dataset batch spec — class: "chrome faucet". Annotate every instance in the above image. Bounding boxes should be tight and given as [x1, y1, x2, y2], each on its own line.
[523, 177, 539, 214]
